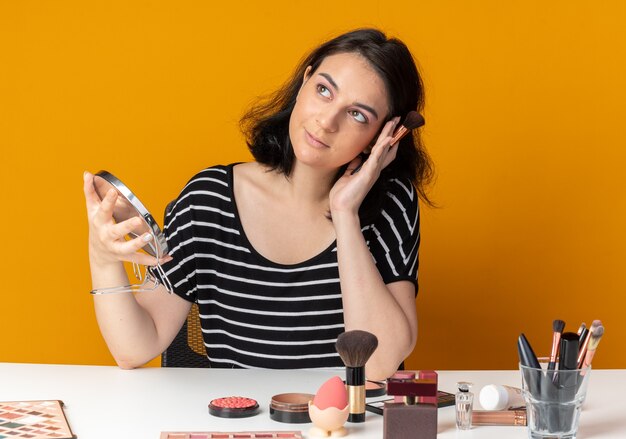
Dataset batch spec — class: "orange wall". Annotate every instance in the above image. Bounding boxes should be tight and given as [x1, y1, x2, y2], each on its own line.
[1, 1, 624, 370]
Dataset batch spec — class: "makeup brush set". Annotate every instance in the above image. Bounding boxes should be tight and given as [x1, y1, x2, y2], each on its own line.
[518, 319, 605, 376]
[517, 319, 605, 435]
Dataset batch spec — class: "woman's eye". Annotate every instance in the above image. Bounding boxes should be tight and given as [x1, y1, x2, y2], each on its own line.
[349, 110, 367, 123]
[317, 84, 331, 98]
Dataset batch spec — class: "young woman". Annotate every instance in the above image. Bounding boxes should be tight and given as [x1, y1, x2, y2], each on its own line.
[83, 28, 433, 380]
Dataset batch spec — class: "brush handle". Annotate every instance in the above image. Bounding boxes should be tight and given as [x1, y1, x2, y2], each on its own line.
[547, 331, 561, 372]
[346, 366, 365, 423]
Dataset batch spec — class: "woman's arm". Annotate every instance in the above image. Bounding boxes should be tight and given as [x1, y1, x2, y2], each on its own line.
[329, 117, 418, 380]
[84, 171, 191, 369]
[333, 213, 417, 380]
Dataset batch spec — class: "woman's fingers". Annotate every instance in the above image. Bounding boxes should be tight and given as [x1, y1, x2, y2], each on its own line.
[110, 216, 144, 240]
[94, 187, 118, 225]
[370, 117, 401, 164]
[381, 144, 399, 169]
[113, 233, 172, 266]
[83, 171, 102, 211]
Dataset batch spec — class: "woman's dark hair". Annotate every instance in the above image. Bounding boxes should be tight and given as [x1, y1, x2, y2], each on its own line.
[240, 28, 434, 223]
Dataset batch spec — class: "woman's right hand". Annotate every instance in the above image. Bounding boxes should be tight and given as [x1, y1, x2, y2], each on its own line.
[83, 171, 172, 268]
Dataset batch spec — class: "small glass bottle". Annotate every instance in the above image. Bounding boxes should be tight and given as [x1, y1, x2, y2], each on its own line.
[455, 381, 474, 430]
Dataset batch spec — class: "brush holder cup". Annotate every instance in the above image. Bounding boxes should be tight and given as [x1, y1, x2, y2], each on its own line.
[519, 359, 591, 439]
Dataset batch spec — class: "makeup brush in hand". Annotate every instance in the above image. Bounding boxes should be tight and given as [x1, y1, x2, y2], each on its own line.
[335, 330, 378, 423]
[351, 111, 425, 175]
[390, 111, 426, 145]
[547, 319, 565, 372]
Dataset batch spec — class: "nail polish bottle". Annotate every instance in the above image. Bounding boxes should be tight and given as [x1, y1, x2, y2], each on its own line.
[455, 381, 474, 430]
[383, 370, 438, 439]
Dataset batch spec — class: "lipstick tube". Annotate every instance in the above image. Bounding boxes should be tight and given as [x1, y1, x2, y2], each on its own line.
[472, 409, 527, 426]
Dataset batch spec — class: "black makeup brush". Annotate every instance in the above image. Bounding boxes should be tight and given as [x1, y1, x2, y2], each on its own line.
[547, 319, 565, 372]
[335, 330, 378, 423]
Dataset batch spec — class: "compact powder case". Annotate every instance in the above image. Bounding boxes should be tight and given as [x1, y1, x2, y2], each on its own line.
[209, 396, 260, 418]
[365, 380, 387, 398]
[269, 393, 314, 424]
[343, 379, 387, 398]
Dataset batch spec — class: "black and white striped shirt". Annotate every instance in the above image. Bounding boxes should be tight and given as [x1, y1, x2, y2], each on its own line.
[159, 164, 420, 369]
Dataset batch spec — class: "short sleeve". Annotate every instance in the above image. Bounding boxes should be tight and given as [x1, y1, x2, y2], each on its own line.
[151, 177, 201, 303]
[366, 178, 420, 293]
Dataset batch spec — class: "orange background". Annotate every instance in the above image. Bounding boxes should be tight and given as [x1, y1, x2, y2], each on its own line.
[1, 1, 624, 370]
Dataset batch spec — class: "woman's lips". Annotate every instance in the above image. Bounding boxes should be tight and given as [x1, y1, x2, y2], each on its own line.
[305, 130, 330, 148]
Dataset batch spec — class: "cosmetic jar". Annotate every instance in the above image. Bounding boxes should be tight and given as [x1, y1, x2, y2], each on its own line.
[479, 384, 524, 410]
[269, 393, 314, 423]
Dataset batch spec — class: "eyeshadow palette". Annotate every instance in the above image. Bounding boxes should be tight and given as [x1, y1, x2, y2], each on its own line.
[0, 400, 75, 439]
[160, 433, 302, 439]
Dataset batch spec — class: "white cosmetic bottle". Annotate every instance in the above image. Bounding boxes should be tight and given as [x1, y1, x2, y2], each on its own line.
[479, 384, 525, 410]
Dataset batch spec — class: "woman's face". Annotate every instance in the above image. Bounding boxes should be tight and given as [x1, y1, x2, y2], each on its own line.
[289, 52, 391, 171]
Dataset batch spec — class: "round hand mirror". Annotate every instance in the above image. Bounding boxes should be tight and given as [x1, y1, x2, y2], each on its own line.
[92, 170, 168, 258]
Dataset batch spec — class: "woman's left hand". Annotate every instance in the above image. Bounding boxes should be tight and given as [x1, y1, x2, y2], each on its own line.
[329, 116, 401, 217]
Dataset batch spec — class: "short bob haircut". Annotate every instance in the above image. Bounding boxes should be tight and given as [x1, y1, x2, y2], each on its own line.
[240, 28, 434, 223]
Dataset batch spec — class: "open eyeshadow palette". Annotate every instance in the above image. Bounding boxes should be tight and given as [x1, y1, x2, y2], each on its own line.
[160, 433, 302, 439]
[0, 400, 75, 439]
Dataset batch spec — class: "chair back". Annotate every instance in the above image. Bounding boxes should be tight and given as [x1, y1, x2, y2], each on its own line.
[161, 303, 212, 367]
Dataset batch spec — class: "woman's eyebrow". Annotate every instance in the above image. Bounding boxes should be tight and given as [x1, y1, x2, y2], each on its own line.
[318, 72, 380, 120]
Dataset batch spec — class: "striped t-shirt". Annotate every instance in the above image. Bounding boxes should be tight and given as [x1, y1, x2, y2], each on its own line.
[158, 164, 420, 369]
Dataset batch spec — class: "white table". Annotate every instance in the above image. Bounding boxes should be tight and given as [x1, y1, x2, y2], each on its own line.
[1, 363, 624, 438]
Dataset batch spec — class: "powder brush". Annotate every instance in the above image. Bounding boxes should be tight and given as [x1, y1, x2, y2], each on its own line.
[390, 111, 425, 145]
[335, 330, 378, 423]
[351, 111, 425, 175]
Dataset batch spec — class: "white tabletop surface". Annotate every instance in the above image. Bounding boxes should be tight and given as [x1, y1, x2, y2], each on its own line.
[0, 363, 624, 438]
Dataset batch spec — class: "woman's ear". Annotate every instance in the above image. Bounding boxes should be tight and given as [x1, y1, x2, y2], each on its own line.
[303, 65, 312, 83]
[297, 66, 313, 100]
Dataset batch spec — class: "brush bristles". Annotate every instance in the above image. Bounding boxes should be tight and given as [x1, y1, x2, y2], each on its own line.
[553, 319, 565, 333]
[335, 330, 378, 368]
[587, 326, 605, 350]
[402, 111, 425, 130]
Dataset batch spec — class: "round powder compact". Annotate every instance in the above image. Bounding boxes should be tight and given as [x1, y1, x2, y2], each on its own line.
[270, 393, 314, 423]
[365, 380, 387, 398]
[342, 380, 387, 398]
[208, 396, 260, 418]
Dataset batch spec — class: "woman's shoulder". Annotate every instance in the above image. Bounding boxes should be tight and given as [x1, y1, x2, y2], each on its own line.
[382, 177, 419, 215]
[179, 163, 241, 192]
[187, 163, 233, 183]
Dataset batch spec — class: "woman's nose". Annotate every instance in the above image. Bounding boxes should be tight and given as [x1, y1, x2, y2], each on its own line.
[315, 108, 340, 133]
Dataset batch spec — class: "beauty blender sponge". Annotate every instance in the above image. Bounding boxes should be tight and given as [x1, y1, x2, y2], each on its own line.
[312, 376, 348, 410]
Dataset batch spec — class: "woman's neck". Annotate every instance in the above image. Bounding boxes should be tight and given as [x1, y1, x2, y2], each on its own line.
[284, 160, 337, 205]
